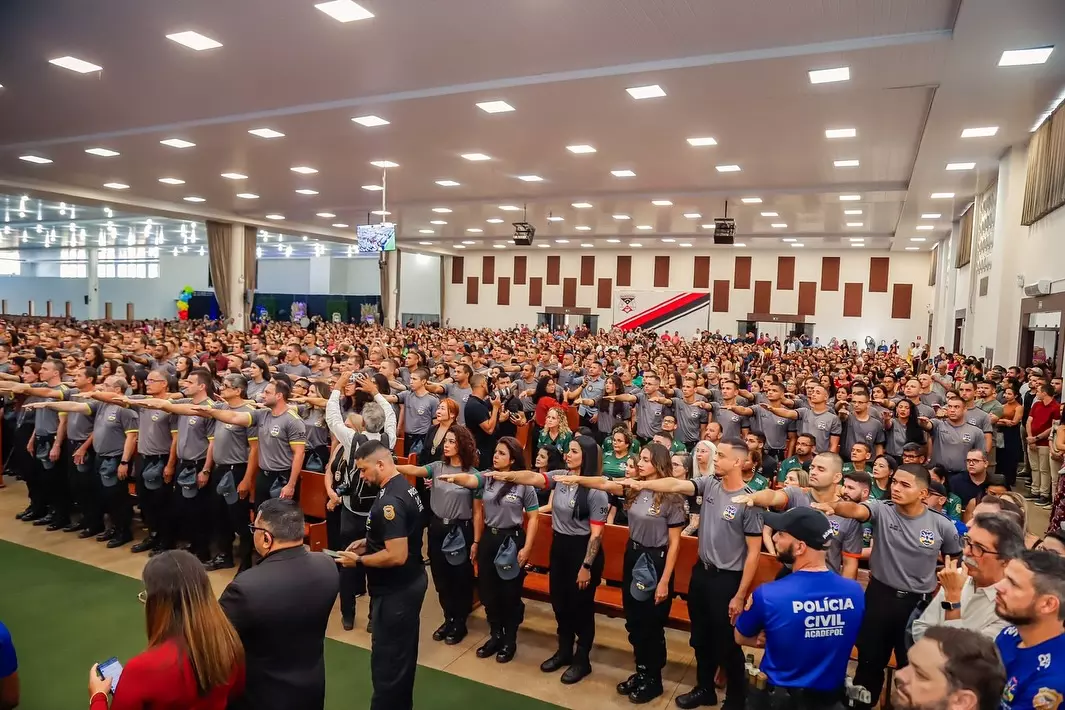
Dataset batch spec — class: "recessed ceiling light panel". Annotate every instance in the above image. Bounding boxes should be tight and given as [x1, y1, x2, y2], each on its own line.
[436, 180, 460, 187]
[567, 144, 596, 154]
[834, 159, 860, 167]
[930, 192, 955, 199]
[160, 138, 195, 148]
[220, 172, 247, 180]
[352, 115, 389, 127]
[476, 100, 514, 113]
[49, 56, 102, 73]
[998, 46, 1054, 66]
[715, 164, 741, 172]
[741, 197, 762, 204]
[103, 182, 129, 190]
[370, 160, 399, 168]
[839, 194, 861, 201]
[687, 136, 717, 146]
[248, 128, 284, 139]
[362, 184, 383, 191]
[651, 200, 673, 206]
[166, 31, 223, 51]
[825, 128, 857, 139]
[85, 148, 119, 157]
[291, 166, 318, 174]
[809, 66, 850, 84]
[961, 127, 998, 138]
[295, 189, 319, 195]
[315, 0, 374, 23]
[159, 177, 186, 185]
[946, 162, 976, 171]
[572, 202, 593, 209]
[461, 153, 491, 161]
[517, 175, 543, 182]
[19, 155, 52, 164]
[611, 169, 636, 177]
[626, 84, 665, 99]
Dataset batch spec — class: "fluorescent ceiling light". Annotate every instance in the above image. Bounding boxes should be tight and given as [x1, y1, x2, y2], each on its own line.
[636, 225, 652, 230]
[184, 196, 206, 203]
[418, 240, 434, 245]
[809, 66, 850, 84]
[790, 243, 805, 248]
[467, 228, 483, 233]
[839, 194, 861, 201]
[946, 162, 976, 171]
[418, 231, 434, 235]
[613, 214, 630, 220]
[741, 197, 762, 204]
[734, 243, 746, 247]
[291, 166, 318, 174]
[160, 138, 195, 148]
[760, 211, 778, 217]
[316, 212, 336, 218]
[461, 153, 491, 161]
[103, 182, 129, 190]
[265, 214, 285, 220]
[961, 126, 998, 138]
[371, 210, 390, 216]
[846, 222, 864, 227]
[493, 243, 507, 249]
[315, 0, 374, 23]
[436, 180, 460, 187]
[430, 220, 447, 225]
[535, 243, 549, 248]
[701, 224, 715, 229]
[85, 147, 119, 157]
[825, 128, 856, 139]
[370, 160, 399, 168]
[555, 239, 569, 244]
[834, 159, 860, 167]
[567, 144, 596, 154]
[716, 164, 741, 172]
[771, 223, 788, 228]
[930, 192, 955, 199]
[476, 100, 514, 113]
[295, 189, 319, 195]
[248, 128, 284, 139]
[916, 225, 934, 231]
[352, 115, 389, 127]
[49, 56, 102, 73]
[684, 213, 702, 219]
[910, 237, 927, 242]
[576, 226, 591, 231]
[19, 155, 52, 164]
[237, 193, 259, 199]
[581, 243, 594, 247]
[486, 218, 504, 224]
[454, 245, 467, 249]
[159, 177, 185, 185]
[679, 242, 693, 247]
[850, 243, 864, 248]
[547, 216, 564, 222]
[905, 247, 920, 251]
[848, 238, 864, 242]
[432, 207, 452, 213]
[499, 205, 521, 211]
[611, 169, 636, 177]
[651, 200, 673, 206]
[998, 46, 1054, 66]
[332, 223, 349, 228]
[921, 213, 941, 219]
[844, 209, 863, 215]
[606, 239, 621, 243]
[572, 202, 593, 209]
[782, 238, 797, 242]
[687, 136, 717, 146]
[362, 184, 383, 191]
[661, 238, 676, 243]
[517, 175, 543, 182]
[166, 31, 223, 50]
[626, 84, 665, 99]
[220, 172, 247, 180]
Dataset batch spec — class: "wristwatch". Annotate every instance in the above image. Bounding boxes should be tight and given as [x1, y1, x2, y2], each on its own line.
[120, 460, 129, 466]
[941, 600, 962, 611]
[581, 562, 592, 571]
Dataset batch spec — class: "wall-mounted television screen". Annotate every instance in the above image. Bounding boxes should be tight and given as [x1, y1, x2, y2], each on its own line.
[357, 223, 396, 253]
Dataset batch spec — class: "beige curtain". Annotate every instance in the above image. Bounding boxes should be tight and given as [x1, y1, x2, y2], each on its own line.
[243, 225, 257, 317]
[955, 205, 974, 268]
[206, 220, 233, 318]
[1022, 102, 1065, 226]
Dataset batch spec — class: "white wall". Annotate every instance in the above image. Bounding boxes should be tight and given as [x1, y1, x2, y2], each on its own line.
[442, 248, 934, 343]
[398, 251, 441, 320]
[254, 257, 380, 295]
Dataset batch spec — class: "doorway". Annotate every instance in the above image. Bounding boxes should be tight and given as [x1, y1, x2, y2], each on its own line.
[953, 317, 964, 353]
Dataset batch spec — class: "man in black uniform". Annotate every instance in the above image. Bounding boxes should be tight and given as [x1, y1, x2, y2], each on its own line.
[337, 440, 426, 710]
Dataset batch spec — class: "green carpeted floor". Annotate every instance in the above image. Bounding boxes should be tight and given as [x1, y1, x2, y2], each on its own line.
[0, 540, 561, 710]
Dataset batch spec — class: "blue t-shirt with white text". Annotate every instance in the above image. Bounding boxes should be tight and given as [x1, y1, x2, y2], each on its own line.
[735, 570, 864, 691]
[995, 626, 1065, 710]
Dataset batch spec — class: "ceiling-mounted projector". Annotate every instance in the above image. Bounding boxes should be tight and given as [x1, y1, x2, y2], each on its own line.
[713, 217, 735, 244]
[513, 222, 535, 246]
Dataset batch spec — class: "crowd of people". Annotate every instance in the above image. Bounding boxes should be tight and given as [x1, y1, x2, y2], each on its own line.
[0, 315, 1064, 710]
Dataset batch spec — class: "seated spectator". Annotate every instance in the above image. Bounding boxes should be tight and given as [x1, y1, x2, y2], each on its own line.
[911, 513, 1024, 641]
[87, 550, 244, 710]
[0, 619, 17, 710]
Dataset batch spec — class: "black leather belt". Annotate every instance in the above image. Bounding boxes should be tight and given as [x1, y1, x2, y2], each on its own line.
[487, 525, 521, 535]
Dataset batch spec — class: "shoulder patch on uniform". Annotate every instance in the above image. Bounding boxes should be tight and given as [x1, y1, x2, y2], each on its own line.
[383, 504, 395, 521]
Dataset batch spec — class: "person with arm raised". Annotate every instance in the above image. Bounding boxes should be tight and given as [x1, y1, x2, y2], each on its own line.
[761, 383, 841, 454]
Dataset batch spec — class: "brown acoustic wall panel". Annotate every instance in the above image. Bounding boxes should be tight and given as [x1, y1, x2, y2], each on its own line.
[654, 256, 670, 288]
[869, 257, 890, 293]
[451, 256, 464, 284]
[617, 255, 632, 287]
[597, 278, 612, 309]
[891, 283, 913, 319]
[580, 256, 595, 286]
[712, 279, 730, 312]
[562, 278, 577, 308]
[466, 276, 479, 305]
[777, 256, 795, 290]
[497, 276, 510, 306]
[482, 255, 495, 285]
[529, 277, 543, 307]
[513, 256, 527, 285]
[821, 256, 840, 292]
[546, 255, 561, 285]
[797, 281, 817, 317]
[694, 256, 710, 289]
[754, 280, 772, 313]
[843, 282, 863, 317]
[734, 256, 752, 289]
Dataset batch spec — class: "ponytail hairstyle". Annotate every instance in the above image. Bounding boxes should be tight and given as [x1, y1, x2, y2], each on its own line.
[573, 434, 602, 522]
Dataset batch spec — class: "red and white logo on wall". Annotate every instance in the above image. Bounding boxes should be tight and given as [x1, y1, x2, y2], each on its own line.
[613, 291, 712, 332]
[619, 295, 636, 314]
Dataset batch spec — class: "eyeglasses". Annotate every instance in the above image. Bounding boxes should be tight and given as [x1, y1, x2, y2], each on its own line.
[248, 524, 269, 535]
[965, 459, 984, 465]
[962, 535, 998, 558]
[137, 590, 147, 604]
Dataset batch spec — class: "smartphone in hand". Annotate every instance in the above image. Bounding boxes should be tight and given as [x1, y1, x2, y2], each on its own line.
[97, 657, 124, 693]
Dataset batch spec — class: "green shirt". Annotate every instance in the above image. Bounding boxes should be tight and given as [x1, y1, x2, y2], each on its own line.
[777, 456, 807, 483]
[842, 462, 874, 476]
[537, 429, 572, 456]
[602, 449, 632, 479]
[743, 473, 770, 491]
[870, 481, 890, 500]
[945, 493, 964, 522]
[669, 439, 687, 454]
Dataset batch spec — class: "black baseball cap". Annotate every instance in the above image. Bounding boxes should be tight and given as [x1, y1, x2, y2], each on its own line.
[763, 507, 833, 550]
[928, 482, 948, 498]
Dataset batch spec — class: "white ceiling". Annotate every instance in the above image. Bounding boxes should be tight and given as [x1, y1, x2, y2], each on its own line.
[0, 0, 1063, 256]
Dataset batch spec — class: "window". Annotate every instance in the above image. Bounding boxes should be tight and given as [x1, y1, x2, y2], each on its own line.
[58, 246, 159, 279]
[0, 251, 21, 276]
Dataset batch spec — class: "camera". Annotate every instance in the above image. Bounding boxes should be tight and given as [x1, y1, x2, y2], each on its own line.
[335, 481, 351, 497]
